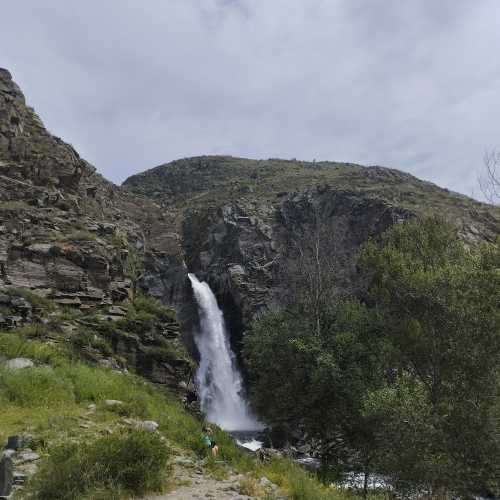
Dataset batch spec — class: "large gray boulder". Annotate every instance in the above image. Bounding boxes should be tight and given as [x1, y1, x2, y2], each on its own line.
[3, 358, 34, 370]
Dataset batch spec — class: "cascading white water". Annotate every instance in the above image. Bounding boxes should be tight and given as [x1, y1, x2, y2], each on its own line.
[188, 273, 262, 432]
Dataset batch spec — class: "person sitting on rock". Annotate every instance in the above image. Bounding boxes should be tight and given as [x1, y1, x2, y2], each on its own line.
[202, 427, 219, 457]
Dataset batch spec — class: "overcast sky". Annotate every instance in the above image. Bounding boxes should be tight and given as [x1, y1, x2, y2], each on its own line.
[1, 1, 499, 197]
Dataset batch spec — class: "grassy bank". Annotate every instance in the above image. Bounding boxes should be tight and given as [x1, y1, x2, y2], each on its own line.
[0, 331, 383, 499]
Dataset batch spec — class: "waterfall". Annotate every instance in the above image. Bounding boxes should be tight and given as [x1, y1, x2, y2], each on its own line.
[188, 273, 262, 432]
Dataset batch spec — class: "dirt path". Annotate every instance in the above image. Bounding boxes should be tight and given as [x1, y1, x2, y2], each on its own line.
[142, 457, 256, 500]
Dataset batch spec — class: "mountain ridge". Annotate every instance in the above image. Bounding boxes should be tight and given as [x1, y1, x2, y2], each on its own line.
[123, 155, 499, 238]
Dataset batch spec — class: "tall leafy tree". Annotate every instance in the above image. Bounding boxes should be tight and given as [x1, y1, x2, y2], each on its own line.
[360, 218, 500, 494]
[243, 299, 388, 478]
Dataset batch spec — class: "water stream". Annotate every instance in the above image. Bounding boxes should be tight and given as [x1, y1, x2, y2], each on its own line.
[188, 273, 263, 446]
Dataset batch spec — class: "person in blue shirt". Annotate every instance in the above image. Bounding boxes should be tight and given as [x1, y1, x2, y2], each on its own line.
[202, 427, 219, 457]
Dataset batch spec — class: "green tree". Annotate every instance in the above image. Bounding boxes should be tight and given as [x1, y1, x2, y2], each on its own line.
[243, 299, 388, 480]
[360, 217, 500, 495]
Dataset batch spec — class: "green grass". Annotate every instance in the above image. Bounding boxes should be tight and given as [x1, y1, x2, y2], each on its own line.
[71, 328, 113, 357]
[0, 331, 383, 500]
[0, 331, 206, 448]
[6, 287, 56, 311]
[132, 295, 177, 322]
[0, 333, 65, 365]
[25, 431, 170, 500]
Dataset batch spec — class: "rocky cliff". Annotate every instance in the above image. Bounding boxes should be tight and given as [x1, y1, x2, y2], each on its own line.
[2, 66, 499, 374]
[0, 68, 193, 394]
[124, 156, 500, 341]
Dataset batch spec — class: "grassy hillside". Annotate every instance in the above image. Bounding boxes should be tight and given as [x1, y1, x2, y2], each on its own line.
[0, 314, 383, 499]
[124, 155, 500, 238]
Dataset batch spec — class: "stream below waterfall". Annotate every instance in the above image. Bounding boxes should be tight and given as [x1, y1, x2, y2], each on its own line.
[188, 273, 264, 450]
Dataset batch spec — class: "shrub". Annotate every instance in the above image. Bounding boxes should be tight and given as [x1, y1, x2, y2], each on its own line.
[6, 288, 56, 311]
[0, 334, 65, 365]
[133, 295, 176, 322]
[0, 366, 75, 407]
[239, 477, 264, 496]
[71, 328, 113, 356]
[27, 430, 170, 500]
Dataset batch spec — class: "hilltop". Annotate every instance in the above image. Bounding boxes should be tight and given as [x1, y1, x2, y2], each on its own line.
[124, 156, 500, 326]
[124, 155, 500, 234]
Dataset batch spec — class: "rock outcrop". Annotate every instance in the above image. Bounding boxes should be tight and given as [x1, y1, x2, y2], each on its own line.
[0, 68, 183, 311]
[0, 68, 194, 396]
[124, 156, 500, 337]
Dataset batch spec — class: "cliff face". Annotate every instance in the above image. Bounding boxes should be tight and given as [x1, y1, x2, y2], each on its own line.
[2, 66, 499, 371]
[124, 156, 500, 336]
[0, 68, 186, 309]
[0, 68, 192, 393]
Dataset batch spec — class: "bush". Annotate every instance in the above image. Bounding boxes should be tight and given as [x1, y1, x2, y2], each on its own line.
[0, 334, 65, 365]
[239, 477, 264, 496]
[71, 328, 113, 357]
[6, 288, 56, 311]
[0, 366, 75, 407]
[132, 295, 176, 322]
[27, 430, 170, 500]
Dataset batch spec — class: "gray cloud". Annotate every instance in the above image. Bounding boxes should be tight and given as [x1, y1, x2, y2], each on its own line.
[1, 0, 499, 198]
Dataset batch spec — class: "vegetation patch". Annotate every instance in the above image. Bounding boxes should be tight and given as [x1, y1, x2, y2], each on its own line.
[244, 217, 500, 497]
[6, 287, 56, 311]
[26, 430, 170, 500]
[0, 328, 391, 500]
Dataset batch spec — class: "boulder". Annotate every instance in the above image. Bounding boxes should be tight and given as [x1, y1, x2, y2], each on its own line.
[4, 358, 34, 370]
[134, 420, 159, 433]
[104, 399, 123, 407]
[0, 453, 13, 497]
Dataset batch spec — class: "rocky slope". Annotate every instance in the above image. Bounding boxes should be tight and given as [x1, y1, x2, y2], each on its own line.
[0, 68, 192, 394]
[124, 156, 500, 338]
[2, 65, 500, 371]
